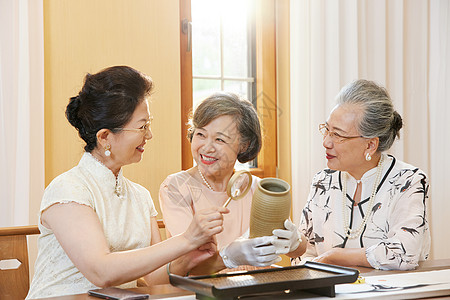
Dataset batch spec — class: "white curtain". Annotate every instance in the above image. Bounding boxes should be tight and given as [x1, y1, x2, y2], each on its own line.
[429, 0, 450, 260]
[290, 0, 449, 259]
[0, 0, 44, 227]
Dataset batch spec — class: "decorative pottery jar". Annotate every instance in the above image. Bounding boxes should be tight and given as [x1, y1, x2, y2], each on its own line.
[249, 178, 291, 238]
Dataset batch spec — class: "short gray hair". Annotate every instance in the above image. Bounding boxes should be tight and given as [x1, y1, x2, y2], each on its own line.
[336, 79, 403, 152]
[187, 92, 262, 163]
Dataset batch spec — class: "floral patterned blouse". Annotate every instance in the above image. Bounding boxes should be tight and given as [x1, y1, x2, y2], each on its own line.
[292, 154, 430, 270]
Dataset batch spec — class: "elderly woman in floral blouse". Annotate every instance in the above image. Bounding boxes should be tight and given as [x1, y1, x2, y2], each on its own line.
[290, 79, 430, 270]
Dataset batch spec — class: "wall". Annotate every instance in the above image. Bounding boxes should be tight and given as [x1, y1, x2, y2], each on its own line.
[276, 0, 291, 267]
[43, 0, 182, 217]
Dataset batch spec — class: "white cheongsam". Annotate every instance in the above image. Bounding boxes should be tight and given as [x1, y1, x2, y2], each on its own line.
[27, 153, 157, 299]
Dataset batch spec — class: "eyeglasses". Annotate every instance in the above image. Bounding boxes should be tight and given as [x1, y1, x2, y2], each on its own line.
[318, 123, 363, 144]
[115, 117, 153, 135]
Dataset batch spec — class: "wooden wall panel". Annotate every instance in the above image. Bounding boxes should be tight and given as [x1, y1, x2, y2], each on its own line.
[44, 0, 182, 215]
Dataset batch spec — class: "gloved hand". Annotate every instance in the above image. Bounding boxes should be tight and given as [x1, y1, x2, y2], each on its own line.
[272, 219, 302, 254]
[219, 236, 282, 269]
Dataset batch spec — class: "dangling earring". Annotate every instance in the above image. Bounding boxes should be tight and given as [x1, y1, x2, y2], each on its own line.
[105, 145, 111, 157]
[365, 153, 372, 161]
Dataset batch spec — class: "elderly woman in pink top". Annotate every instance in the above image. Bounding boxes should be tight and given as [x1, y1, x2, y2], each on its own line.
[159, 92, 304, 273]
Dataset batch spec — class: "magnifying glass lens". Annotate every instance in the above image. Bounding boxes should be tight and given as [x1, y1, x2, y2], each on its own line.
[231, 175, 249, 196]
[224, 171, 252, 208]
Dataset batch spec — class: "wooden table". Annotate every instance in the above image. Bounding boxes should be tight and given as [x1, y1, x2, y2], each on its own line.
[357, 258, 450, 277]
[36, 259, 450, 299]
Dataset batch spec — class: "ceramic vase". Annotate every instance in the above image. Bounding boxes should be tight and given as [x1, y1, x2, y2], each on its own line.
[249, 178, 291, 238]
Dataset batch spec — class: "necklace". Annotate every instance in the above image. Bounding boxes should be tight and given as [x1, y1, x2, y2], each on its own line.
[198, 168, 214, 191]
[342, 154, 385, 239]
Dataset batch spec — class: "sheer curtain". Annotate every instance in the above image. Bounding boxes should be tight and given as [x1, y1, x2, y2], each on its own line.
[290, 0, 449, 259]
[0, 0, 44, 227]
[429, 0, 450, 260]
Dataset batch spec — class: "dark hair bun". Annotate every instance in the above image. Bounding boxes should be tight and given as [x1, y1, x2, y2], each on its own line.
[66, 95, 84, 133]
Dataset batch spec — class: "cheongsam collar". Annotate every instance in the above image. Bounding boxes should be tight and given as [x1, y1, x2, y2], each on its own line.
[80, 152, 125, 199]
[346, 153, 391, 184]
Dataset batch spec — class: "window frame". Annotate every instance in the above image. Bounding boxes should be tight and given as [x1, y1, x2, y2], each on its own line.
[180, 0, 277, 178]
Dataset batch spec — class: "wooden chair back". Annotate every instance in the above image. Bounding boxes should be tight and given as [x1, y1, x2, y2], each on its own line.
[0, 225, 40, 299]
[0, 222, 164, 292]
[157, 219, 165, 229]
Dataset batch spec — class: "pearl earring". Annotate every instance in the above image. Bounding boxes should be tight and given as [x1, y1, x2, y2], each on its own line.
[365, 153, 371, 161]
[105, 145, 111, 157]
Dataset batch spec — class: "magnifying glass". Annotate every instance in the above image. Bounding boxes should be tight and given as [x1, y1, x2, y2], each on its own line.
[223, 170, 252, 207]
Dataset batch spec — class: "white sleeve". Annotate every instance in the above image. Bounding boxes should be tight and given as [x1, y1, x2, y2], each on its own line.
[366, 169, 430, 270]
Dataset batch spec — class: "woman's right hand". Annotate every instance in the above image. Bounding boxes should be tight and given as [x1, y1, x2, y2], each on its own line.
[219, 236, 282, 268]
[182, 207, 229, 248]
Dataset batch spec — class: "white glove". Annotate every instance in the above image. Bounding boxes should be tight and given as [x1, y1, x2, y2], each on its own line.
[219, 236, 282, 269]
[272, 219, 302, 254]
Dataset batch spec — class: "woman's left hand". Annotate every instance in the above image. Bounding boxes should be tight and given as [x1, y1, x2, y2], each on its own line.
[312, 248, 370, 267]
[312, 248, 343, 265]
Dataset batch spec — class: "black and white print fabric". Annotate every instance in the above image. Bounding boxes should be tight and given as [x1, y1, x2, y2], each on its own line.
[293, 154, 430, 270]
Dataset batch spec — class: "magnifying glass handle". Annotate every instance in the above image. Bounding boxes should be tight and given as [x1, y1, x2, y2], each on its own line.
[223, 197, 232, 208]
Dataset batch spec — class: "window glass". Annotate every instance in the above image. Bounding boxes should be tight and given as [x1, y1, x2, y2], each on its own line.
[193, 79, 221, 108]
[192, 0, 221, 77]
[222, 2, 251, 78]
[192, 0, 255, 101]
[223, 80, 250, 101]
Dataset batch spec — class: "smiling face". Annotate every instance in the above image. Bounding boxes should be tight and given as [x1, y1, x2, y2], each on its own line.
[323, 104, 371, 177]
[106, 100, 152, 173]
[191, 115, 242, 179]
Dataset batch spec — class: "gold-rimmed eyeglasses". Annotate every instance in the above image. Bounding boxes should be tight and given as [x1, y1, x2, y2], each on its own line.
[319, 123, 363, 144]
[115, 117, 153, 134]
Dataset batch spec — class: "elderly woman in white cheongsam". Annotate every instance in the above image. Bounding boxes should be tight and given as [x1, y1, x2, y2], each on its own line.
[27, 66, 228, 299]
[291, 79, 430, 270]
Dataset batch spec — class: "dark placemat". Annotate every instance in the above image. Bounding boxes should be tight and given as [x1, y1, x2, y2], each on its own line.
[170, 262, 359, 299]
[197, 267, 335, 288]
